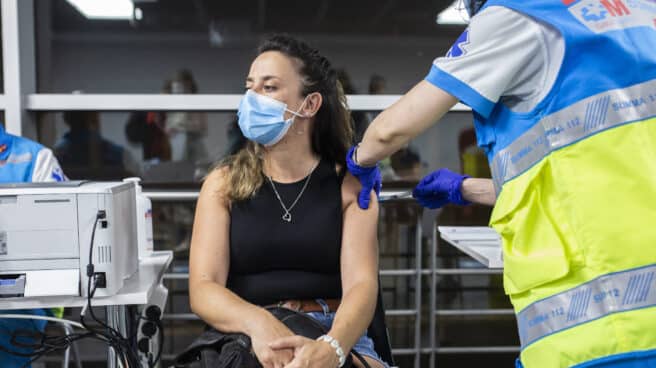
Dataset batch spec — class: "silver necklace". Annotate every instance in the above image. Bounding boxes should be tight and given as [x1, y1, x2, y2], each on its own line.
[266, 160, 319, 223]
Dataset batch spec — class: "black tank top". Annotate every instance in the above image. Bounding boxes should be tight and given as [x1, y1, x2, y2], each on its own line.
[227, 159, 345, 305]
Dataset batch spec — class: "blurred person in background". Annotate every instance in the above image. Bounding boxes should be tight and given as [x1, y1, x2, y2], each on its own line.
[224, 114, 248, 158]
[363, 73, 397, 181]
[55, 110, 140, 180]
[166, 69, 209, 164]
[368, 74, 386, 95]
[365, 74, 387, 126]
[0, 123, 66, 368]
[337, 68, 369, 143]
[125, 79, 172, 164]
[389, 146, 423, 181]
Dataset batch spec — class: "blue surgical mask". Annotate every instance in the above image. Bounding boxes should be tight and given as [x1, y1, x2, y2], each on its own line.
[237, 90, 307, 146]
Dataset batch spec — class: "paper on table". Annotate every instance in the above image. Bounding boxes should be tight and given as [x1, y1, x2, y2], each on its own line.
[438, 226, 500, 241]
[438, 226, 503, 268]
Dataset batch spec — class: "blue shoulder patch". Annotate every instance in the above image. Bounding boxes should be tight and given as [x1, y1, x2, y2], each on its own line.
[446, 29, 470, 58]
[51, 167, 64, 182]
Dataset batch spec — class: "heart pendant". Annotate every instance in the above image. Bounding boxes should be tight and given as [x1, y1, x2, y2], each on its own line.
[282, 212, 292, 222]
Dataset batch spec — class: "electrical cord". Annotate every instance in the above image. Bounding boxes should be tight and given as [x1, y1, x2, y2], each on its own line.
[0, 316, 98, 364]
[1, 216, 118, 367]
[79, 210, 141, 367]
[153, 319, 163, 367]
[0, 314, 85, 330]
[17, 331, 102, 368]
[0, 210, 143, 367]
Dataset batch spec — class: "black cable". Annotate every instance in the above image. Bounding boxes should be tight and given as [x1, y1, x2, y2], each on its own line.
[78, 210, 141, 367]
[352, 350, 372, 368]
[1, 328, 94, 358]
[8, 329, 43, 351]
[0, 341, 37, 357]
[7, 329, 101, 368]
[84, 211, 127, 336]
[2, 320, 138, 367]
[1, 210, 142, 367]
[81, 285, 139, 367]
[153, 319, 164, 367]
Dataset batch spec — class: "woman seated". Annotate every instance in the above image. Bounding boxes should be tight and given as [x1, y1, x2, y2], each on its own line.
[189, 35, 388, 368]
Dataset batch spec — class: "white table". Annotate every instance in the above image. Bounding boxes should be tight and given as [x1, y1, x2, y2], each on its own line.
[0, 251, 173, 368]
[438, 226, 503, 268]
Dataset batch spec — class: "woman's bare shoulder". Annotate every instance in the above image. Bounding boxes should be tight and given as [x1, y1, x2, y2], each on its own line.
[201, 165, 231, 204]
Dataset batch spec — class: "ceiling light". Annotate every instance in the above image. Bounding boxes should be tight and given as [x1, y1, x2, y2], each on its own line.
[436, 0, 469, 25]
[66, 0, 134, 20]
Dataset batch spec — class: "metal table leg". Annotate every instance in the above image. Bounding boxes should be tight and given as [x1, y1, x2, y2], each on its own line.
[106, 305, 128, 368]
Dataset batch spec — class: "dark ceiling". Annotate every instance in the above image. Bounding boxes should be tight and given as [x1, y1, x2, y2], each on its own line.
[47, 0, 461, 37]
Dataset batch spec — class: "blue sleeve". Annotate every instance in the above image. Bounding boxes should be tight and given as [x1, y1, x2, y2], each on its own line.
[425, 65, 496, 118]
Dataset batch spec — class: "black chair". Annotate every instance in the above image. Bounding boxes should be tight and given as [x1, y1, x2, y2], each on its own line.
[366, 287, 395, 367]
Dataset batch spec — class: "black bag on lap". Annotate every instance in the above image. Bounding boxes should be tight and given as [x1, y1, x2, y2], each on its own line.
[173, 306, 369, 368]
[172, 329, 258, 368]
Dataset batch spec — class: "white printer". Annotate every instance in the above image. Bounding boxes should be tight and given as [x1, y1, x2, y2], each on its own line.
[0, 181, 138, 298]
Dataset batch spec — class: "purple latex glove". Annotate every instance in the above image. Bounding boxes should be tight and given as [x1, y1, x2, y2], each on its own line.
[346, 145, 382, 209]
[412, 168, 470, 209]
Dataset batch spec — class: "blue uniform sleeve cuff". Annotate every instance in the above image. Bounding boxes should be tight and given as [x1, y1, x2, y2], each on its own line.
[425, 65, 496, 118]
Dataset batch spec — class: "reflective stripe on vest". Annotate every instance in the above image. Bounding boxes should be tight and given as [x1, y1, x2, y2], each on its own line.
[517, 263, 656, 349]
[490, 78, 656, 192]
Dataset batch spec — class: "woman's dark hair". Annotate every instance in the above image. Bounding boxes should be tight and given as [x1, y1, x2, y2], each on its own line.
[220, 34, 354, 201]
[258, 34, 353, 165]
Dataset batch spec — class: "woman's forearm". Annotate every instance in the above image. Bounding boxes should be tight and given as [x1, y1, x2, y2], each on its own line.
[327, 280, 378, 352]
[190, 280, 269, 335]
[461, 178, 497, 206]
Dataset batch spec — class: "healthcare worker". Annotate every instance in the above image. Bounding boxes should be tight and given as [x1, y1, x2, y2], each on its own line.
[0, 123, 66, 367]
[347, 0, 656, 366]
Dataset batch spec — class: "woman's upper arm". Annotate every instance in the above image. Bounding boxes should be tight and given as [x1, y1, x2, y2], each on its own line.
[340, 173, 380, 292]
[189, 168, 231, 289]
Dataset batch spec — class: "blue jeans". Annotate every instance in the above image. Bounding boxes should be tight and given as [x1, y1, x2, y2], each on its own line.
[305, 299, 390, 368]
